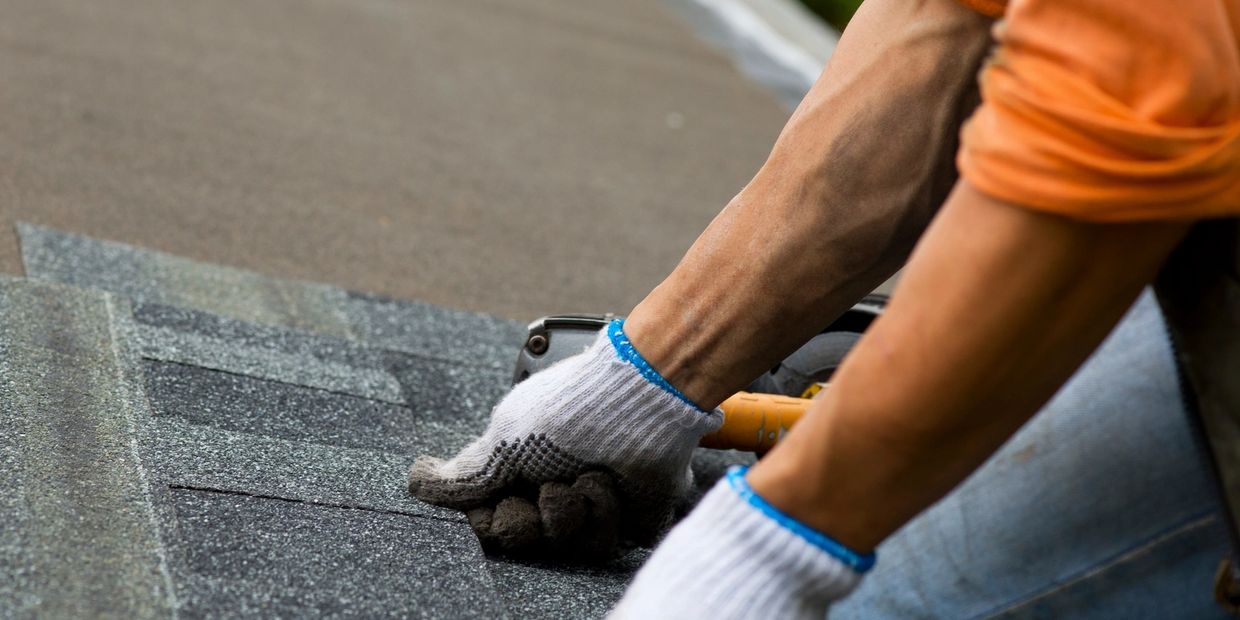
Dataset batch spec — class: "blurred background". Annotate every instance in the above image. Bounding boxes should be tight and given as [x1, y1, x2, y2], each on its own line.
[0, 0, 862, 320]
[802, 0, 863, 31]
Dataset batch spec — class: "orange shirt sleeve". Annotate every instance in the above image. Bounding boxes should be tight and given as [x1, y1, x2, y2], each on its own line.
[958, 0, 1240, 222]
[956, 0, 1007, 19]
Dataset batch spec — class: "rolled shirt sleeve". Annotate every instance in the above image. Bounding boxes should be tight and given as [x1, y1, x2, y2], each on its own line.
[957, 0, 1240, 222]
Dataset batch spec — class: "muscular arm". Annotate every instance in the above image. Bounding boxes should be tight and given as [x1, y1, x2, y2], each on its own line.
[747, 182, 1188, 550]
[624, 0, 994, 408]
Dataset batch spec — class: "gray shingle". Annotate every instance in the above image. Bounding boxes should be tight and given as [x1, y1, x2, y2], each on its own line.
[486, 552, 650, 620]
[134, 303, 405, 404]
[166, 488, 504, 619]
[147, 419, 461, 522]
[20, 224, 526, 366]
[0, 278, 175, 618]
[18, 223, 358, 340]
[9, 227, 665, 618]
[138, 347, 507, 459]
[383, 351, 510, 456]
[343, 290, 526, 368]
[144, 360, 421, 453]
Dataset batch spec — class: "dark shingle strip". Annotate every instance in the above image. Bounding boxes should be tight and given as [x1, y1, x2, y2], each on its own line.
[147, 419, 463, 522]
[344, 290, 526, 367]
[143, 360, 421, 453]
[0, 279, 176, 618]
[486, 552, 650, 619]
[141, 355, 505, 457]
[166, 488, 506, 618]
[136, 324, 407, 404]
[383, 351, 509, 454]
[132, 301, 392, 371]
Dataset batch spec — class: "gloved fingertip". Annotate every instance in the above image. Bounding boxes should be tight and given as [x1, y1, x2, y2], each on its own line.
[491, 496, 542, 553]
[407, 456, 444, 488]
[538, 481, 590, 543]
[572, 470, 621, 514]
[466, 506, 497, 545]
[574, 470, 617, 488]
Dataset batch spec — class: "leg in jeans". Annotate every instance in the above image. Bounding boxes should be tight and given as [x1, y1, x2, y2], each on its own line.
[832, 291, 1234, 619]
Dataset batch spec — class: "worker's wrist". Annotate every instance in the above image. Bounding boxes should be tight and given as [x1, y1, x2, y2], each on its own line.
[612, 466, 868, 618]
[606, 319, 710, 413]
[739, 436, 887, 553]
[730, 466, 876, 572]
[621, 304, 735, 409]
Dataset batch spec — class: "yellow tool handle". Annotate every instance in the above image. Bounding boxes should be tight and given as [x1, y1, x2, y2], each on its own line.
[699, 391, 811, 453]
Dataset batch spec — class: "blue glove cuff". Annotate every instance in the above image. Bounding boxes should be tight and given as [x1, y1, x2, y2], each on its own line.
[726, 465, 877, 573]
[607, 319, 707, 412]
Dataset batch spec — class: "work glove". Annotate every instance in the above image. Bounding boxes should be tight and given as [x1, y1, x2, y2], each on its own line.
[610, 465, 873, 619]
[408, 320, 723, 562]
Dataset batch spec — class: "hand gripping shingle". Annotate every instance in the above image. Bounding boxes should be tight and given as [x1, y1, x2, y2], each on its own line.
[408, 326, 723, 550]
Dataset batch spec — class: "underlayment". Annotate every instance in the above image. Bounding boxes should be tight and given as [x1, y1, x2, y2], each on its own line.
[0, 0, 789, 321]
[2, 225, 754, 618]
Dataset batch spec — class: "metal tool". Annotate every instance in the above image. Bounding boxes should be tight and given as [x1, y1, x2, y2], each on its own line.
[512, 296, 885, 453]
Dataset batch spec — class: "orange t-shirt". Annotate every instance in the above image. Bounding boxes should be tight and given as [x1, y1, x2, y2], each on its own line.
[955, 0, 1240, 222]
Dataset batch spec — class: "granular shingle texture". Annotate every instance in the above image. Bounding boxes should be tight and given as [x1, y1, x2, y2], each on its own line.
[168, 488, 504, 619]
[20, 223, 527, 365]
[144, 360, 422, 452]
[0, 278, 175, 618]
[3, 225, 751, 618]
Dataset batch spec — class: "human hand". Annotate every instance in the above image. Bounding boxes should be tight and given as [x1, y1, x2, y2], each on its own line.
[408, 321, 722, 561]
[610, 466, 870, 619]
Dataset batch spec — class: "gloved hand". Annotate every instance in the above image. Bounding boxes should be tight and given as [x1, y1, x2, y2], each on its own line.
[408, 320, 723, 561]
[610, 466, 874, 619]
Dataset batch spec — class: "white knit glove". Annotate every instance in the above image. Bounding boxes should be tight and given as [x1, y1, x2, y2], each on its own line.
[611, 466, 872, 619]
[408, 320, 723, 561]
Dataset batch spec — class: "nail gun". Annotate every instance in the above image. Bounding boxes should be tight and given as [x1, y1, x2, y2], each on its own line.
[511, 296, 885, 454]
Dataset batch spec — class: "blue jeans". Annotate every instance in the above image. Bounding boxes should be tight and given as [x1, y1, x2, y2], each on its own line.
[832, 291, 1234, 619]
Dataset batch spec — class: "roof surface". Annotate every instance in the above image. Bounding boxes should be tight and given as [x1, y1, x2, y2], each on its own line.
[2, 225, 752, 618]
[0, 0, 791, 320]
[0, 2, 793, 614]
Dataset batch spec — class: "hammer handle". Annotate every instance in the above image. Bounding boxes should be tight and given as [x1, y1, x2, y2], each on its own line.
[699, 391, 811, 453]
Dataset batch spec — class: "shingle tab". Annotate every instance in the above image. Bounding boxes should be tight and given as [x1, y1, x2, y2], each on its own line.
[20, 224, 526, 366]
[11, 227, 738, 617]
[486, 553, 651, 620]
[344, 290, 526, 368]
[0, 279, 175, 618]
[18, 223, 358, 339]
[147, 419, 461, 522]
[167, 488, 505, 619]
[144, 360, 421, 452]
[134, 303, 406, 404]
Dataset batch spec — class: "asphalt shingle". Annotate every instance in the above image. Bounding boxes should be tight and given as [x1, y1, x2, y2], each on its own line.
[18, 223, 358, 340]
[0, 278, 175, 618]
[20, 224, 527, 365]
[167, 488, 504, 619]
[486, 553, 651, 620]
[144, 360, 422, 453]
[134, 303, 406, 404]
[147, 419, 460, 522]
[9, 226, 683, 617]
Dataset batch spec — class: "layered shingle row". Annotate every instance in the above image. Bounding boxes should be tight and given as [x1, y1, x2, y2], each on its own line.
[4, 225, 704, 618]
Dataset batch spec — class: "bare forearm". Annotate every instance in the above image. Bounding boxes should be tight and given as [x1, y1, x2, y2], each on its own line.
[747, 182, 1188, 551]
[626, 0, 993, 408]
